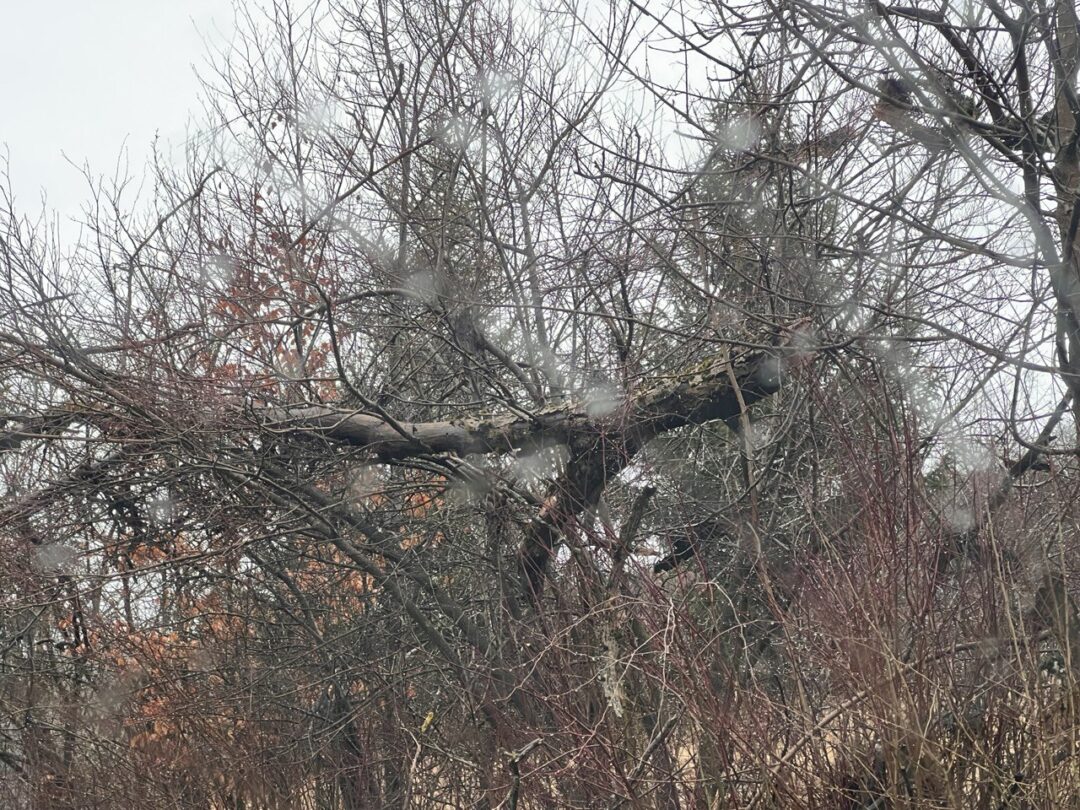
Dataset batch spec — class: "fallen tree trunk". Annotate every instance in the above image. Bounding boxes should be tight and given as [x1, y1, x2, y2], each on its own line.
[258, 340, 804, 596]
[3, 333, 808, 603]
[266, 345, 788, 462]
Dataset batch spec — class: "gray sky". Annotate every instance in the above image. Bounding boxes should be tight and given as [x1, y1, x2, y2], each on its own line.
[1, 1, 234, 235]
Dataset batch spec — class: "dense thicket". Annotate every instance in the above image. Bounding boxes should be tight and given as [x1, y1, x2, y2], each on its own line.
[4, 1, 1080, 807]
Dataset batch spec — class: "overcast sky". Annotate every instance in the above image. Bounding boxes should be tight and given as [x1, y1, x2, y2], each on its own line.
[1, 1, 235, 237]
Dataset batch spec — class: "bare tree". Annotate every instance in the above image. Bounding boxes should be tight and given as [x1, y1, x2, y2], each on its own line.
[5, 0, 1080, 807]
